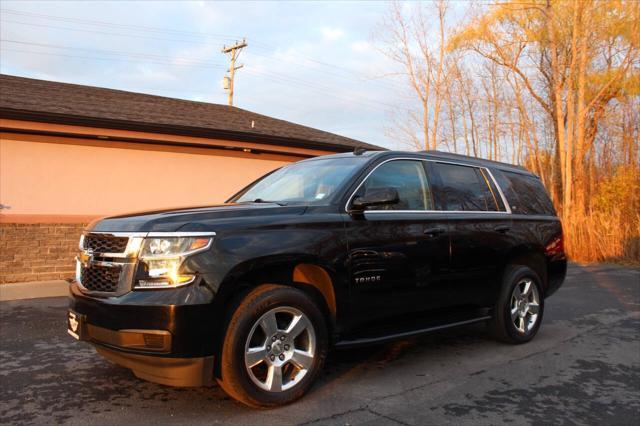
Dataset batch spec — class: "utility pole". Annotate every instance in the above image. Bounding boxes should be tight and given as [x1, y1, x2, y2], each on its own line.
[222, 39, 247, 107]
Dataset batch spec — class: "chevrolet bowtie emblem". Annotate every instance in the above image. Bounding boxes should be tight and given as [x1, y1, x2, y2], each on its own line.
[80, 250, 94, 267]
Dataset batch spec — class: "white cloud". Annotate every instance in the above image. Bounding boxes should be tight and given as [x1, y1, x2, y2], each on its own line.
[320, 27, 344, 42]
[350, 40, 370, 53]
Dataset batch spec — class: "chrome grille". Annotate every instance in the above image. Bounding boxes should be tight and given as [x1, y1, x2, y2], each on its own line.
[80, 264, 122, 292]
[84, 234, 128, 253]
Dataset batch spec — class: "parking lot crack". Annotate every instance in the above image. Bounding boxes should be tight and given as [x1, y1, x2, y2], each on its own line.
[367, 408, 412, 425]
[297, 406, 370, 425]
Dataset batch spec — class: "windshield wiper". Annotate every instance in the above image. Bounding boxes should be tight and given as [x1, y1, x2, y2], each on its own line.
[248, 198, 288, 206]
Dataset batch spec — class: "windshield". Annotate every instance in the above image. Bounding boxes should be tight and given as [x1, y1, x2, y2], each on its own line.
[232, 157, 363, 205]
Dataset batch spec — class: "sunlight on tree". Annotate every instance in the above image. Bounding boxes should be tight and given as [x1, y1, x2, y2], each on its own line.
[377, 0, 639, 263]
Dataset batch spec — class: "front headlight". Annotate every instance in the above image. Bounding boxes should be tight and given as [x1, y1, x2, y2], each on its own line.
[136, 236, 213, 289]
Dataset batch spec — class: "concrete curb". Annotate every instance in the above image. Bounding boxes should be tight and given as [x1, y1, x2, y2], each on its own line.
[0, 280, 69, 302]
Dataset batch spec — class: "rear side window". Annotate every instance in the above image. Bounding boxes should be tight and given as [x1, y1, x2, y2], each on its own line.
[359, 160, 433, 210]
[430, 163, 502, 212]
[503, 172, 556, 216]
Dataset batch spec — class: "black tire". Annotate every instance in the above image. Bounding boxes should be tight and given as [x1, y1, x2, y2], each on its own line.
[489, 264, 545, 344]
[217, 284, 328, 408]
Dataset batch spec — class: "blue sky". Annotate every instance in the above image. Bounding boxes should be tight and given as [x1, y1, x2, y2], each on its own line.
[0, 1, 422, 149]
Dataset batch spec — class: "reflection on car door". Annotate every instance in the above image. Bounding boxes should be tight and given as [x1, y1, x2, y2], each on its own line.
[344, 159, 450, 328]
[428, 162, 513, 307]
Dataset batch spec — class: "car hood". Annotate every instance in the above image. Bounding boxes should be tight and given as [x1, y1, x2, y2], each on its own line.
[88, 203, 308, 233]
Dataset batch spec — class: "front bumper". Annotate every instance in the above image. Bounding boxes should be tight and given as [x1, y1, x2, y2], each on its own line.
[96, 346, 214, 387]
[68, 281, 217, 386]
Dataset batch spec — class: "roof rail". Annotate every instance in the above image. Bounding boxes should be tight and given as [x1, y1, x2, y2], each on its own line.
[421, 150, 529, 172]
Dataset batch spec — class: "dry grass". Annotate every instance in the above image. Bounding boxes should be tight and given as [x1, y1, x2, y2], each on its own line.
[564, 211, 640, 264]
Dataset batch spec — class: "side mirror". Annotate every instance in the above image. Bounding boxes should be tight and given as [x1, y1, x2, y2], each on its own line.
[350, 187, 399, 213]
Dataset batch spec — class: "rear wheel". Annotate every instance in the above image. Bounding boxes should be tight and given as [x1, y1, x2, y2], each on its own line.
[217, 284, 328, 408]
[489, 264, 544, 344]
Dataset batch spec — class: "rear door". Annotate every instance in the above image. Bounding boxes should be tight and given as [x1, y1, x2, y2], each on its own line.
[344, 159, 451, 327]
[428, 161, 513, 308]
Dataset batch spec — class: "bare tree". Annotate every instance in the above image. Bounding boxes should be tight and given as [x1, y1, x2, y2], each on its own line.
[376, 0, 451, 150]
[376, 0, 640, 262]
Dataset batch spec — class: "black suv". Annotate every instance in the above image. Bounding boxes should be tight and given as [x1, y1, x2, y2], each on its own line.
[68, 150, 566, 407]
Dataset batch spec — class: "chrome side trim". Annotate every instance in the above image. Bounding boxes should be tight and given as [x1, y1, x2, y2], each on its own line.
[344, 156, 512, 215]
[364, 210, 511, 216]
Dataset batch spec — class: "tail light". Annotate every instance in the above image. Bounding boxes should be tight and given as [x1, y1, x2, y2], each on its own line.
[545, 234, 564, 256]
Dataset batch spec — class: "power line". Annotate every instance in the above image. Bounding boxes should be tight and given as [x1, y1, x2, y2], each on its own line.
[0, 46, 404, 113]
[0, 8, 243, 41]
[245, 50, 407, 93]
[0, 39, 222, 67]
[0, 18, 237, 47]
[1, 45, 395, 113]
[0, 8, 407, 92]
[244, 69, 396, 112]
[0, 47, 221, 70]
[1, 36, 409, 110]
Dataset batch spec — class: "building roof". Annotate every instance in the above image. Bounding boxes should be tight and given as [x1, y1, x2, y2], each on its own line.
[0, 74, 382, 152]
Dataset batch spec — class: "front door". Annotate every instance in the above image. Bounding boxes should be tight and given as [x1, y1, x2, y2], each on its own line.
[344, 159, 451, 329]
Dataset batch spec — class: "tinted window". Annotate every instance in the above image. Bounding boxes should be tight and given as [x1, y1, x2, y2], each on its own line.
[431, 163, 501, 211]
[503, 172, 556, 215]
[233, 158, 362, 204]
[359, 160, 433, 210]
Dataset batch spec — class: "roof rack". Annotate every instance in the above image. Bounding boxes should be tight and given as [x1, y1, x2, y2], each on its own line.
[421, 150, 529, 172]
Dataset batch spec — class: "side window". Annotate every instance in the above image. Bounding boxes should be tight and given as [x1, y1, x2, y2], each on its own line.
[358, 160, 433, 210]
[431, 162, 501, 212]
[503, 172, 556, 216]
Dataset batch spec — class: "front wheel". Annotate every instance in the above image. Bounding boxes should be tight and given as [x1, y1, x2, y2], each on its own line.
[489, 265, 544, 344]
[217, 284, 328, 408]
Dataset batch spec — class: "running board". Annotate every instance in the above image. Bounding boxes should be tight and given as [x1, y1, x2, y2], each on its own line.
[335, 315, 491, 348]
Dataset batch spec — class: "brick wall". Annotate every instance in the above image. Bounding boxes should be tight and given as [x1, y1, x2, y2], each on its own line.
[0, 223, 86, 283]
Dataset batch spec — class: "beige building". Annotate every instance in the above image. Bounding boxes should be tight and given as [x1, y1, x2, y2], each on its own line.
[0, 74, 380, 283]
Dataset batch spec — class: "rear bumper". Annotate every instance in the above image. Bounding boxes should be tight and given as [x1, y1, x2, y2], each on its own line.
[546, 256, 567, 298]
[96, 345, 214, 387]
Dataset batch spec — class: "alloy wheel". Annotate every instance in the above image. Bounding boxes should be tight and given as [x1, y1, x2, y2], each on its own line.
[244, 306, 316, 392]
[510, 278, 540, 334]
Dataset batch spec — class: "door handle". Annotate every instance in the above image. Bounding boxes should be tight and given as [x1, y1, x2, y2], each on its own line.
[424, 227, 446, 236]
[493, 225, 510, 233]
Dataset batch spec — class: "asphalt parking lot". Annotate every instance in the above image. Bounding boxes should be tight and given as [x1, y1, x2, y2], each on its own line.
[1, 263, 639, 425]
